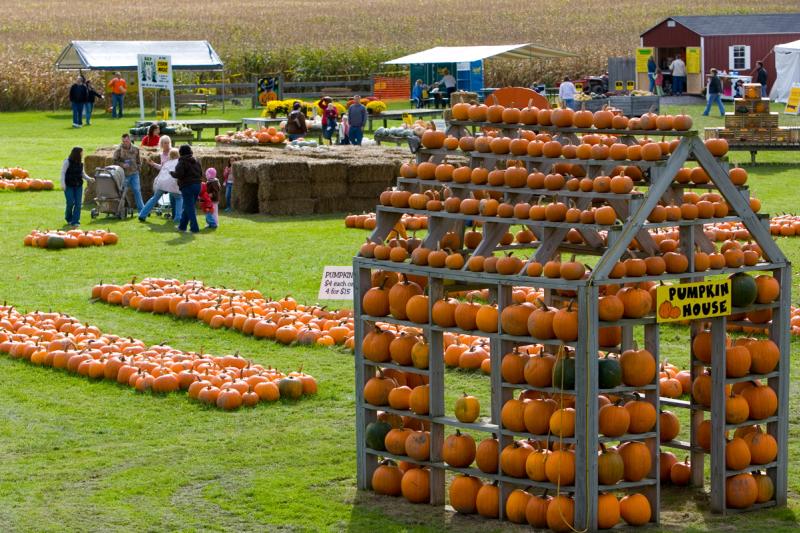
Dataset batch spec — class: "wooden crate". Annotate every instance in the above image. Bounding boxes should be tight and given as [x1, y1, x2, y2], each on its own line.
[744, 83, 762, 100]
[724, 112, 778, 130]
[733, 98, 770, 115]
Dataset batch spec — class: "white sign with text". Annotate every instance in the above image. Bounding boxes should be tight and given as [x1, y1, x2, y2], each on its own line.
[318, 266, 354, 300]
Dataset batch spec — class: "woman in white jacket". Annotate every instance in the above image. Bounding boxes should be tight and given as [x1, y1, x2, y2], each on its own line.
[138, 148, 182, 222]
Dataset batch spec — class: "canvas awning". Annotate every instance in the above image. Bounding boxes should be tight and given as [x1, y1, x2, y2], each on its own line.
[55, 40, 223, 71]
[384, 44, 577, 64]
[771, 39, 800, 103]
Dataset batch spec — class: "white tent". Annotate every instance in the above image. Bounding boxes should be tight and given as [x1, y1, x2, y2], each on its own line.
[384, 44, 577, 64]
[55, 40, 223, 71]
[771, 39, 800, 103]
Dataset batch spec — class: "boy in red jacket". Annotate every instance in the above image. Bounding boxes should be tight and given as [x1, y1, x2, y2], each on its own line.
[200, 168, 220, 229]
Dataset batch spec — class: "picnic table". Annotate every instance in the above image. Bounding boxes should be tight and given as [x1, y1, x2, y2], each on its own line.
[726, 142, 800, 164]
[242, 117, 285, 129]
[367, 109, 443, 131]
[134, 119, 241, 142]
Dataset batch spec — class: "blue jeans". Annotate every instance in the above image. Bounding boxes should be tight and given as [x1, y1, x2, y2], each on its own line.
[169, 193, 183, 221]
[64, 185, 82, 225]
[112, 93, 124, 118]
[648, 73, 656, 92]
[672, 76, 686, 96]
[139, 188, 181, 219]
[125, 173, 144, 211]
[563, 99, 575, 110]
[350, 126, 364, 145]
[71, 102, 83, 126]
[84, 102, 94, 124]
[703, 93, 725, 116]
[225, 182, 232, 210]
[287, 133, 303, 141]
[762, 86, 768, 97]
[323, 121, 337, 141]
[179, 183, 201, 232]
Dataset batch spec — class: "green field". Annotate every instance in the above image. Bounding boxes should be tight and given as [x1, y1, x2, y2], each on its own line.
[0, 106, 799, 532]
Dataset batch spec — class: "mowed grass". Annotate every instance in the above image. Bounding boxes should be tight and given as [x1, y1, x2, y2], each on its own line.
[0, 109, 799, 531]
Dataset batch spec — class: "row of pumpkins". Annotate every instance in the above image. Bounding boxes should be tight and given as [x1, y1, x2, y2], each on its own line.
[0, 178, 54, 191]
[344, 212, 428, 232]
[92, 278, 356, 349]
[24, 229, 119, 249]
[448, 102, 694, 131]
[0, 307, 316, 409]
[215, 127, 287, 145]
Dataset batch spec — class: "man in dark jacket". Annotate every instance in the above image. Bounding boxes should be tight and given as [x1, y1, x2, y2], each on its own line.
[69, 76, 88, 128]
[756, 61, 769, 97]
[703, 68, 725, 117]
[171, 145, 203, 233]
[347, 95, 368, 146]
[285, 101, 308, 140]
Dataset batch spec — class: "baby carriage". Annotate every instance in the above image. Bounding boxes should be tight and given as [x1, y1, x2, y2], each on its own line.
[90, 165, 133, 219]
[153, 193, 174, 218]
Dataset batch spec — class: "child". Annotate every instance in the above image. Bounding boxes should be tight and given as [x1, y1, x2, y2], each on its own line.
[200, 167, 220, 229]
[223, 157, 234, 212]
[654, 70, 664, 96]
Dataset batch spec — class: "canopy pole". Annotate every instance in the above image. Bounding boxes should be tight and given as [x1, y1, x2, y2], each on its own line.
[222, 68, 226, 114]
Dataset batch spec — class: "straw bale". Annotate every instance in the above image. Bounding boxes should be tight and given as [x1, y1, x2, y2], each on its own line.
[261, 161, 311, 200]
[308, 160, 348, 198]
[234, 180, 259, 213]
[261, 198, 318, 216]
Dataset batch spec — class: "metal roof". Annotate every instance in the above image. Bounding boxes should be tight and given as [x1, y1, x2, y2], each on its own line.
[384, 44, 577, 65]
[55, 41, 223, 71]
[642, 14, 800, 37]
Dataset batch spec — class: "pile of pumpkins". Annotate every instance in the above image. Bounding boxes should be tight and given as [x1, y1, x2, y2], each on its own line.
[449, 101, 693, 132]
[24, 229, 118, 249]
[768, 214, 800, 237]
[344, 212, 428, 232]
[92, 278, 355, 350]
[0, 306, 316, 410]
[215, 126, 286, 145]
[0, 166, 53, 191]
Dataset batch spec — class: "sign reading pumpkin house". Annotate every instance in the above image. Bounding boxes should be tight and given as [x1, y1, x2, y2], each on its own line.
[656, 280, 731, 323]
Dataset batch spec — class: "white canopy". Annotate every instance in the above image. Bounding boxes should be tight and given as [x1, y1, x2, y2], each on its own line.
[55, 41, 223, 71]
[384, 44, 577, 64]
[771, 39, 800, 103]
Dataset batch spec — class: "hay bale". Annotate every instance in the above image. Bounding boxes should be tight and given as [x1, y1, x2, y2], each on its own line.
[234, 180, 259, 213]
[315, 196, 348, 214]
[261, 198, 317, 216]
[308, 160, 347, 198]
[261, 161, 310, 200]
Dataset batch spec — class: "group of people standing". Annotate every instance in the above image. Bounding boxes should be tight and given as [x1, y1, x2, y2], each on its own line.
[61, 127, 233, 232]
[310, 96, 368, 145]
[67, 72, 128, 127]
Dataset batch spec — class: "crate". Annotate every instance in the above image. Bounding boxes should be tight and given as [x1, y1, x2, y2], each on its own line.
[724, 112, 778, 130]
[608, 95, 660, 117]
[733, 98, 770, 115]
[576, 97, 609, 112]
[704, 127, 722, 140]
[719, 128, 774, 143]
[744, 83, 762, 100]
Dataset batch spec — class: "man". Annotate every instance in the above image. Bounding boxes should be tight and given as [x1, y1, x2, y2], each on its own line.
[558, 77, 576, 110]
[68, 75, 88, 128]
[107, 72, 127, 118]
[702, 69, 725, 117]
[438, 69, 457, 101]
[756, 61, 769, 97]
[647, 55, 657, 93]
[670, 55, 687, 96]
[112, 133, 144, 211]
[347, 96, 368, 146]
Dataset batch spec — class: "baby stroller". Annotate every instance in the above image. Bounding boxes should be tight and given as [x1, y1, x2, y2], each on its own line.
[153, 193, 173, 219]
[90, 165, 133, 219]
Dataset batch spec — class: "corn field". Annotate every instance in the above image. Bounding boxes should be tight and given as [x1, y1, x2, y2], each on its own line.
[0, 0, 795, 110]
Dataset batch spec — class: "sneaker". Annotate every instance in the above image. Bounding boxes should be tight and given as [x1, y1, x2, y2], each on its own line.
[138, 217, 146, 223]
[72, 124, 81, 128]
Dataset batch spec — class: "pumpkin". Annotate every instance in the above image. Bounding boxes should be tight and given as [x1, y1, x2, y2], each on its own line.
[729, 272, 758, 307]
[620, 493, 651, 526]
[599, 401, 630, 437]
[597, 492, 620, 529]
[753, 473, 775, 503]
[409, 384, 430, 415]
[546, 495, 575, 533]
[524, 398, 558, 435]
[549, 408, 576, 437]
[505, 489, 532, 524]
[405, 430, 431, 461]
[475, 482, 500, 518]
[748, 339, 779, 374]
[501, 348, 529, 384]
[365, 421, 392, 450]
[442, 430, 476, 468]
[449, 475, 482, 513]
[742, 383, 777, 419]
[552, 351, 576, 390]
[553, 301, 578, 341]
[598, 443, 625, 485]
[525, 444, 551, 481]
[726, 437, 752, 470]
[619, 348, 656, 387]
[526, 491, 551, 528]
[726, 473, 758, 509]
[475, 437, 499, 473]
[401, 468, 430, 503]
[277, 376, 303, 399]
[660, 410, 680, 443]
[598, 353, 622, 389]
[617, 286, 652, 318]
[500, 441, 532, 478]
[454, 393, 480, 423]
[372, 460, 403, 496]
[727, 345, 752, 378]
[726, 392, 750, 424]
[619, 441, 652, 481]
[524, 351, 555, 387]
[624, 396, 657, 433]
[544, 449, 575, 486]
[747, 431, 778, 464]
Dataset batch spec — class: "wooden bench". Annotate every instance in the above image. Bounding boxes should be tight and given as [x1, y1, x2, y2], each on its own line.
[175, 93, 209, 114]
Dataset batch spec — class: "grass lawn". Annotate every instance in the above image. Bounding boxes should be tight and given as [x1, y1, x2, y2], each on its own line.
[0, 104, 799, 531]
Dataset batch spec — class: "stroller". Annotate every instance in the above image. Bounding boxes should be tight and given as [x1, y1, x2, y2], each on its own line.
[90, 165, 133, 219]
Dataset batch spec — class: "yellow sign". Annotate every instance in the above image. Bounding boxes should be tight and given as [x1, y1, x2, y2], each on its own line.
[615, 81, 623, 91]
[636, 48, 654, 73]
[686, 47, 701, 74]
[656, 280, 732, 323]
[402, 113, 413, 126]
[785, 84, 800, 115]
[575, 82, 583, 92]
[627, 81, 635, 91]
[156, 59, 169, 75]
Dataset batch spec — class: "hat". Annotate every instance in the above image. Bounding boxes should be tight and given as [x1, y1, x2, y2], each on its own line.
[205, 167, 217, 179]
[179, 145, 192, 157]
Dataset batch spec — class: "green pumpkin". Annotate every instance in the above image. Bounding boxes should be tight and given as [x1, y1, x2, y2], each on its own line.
[46, 235, 66, 249]
[365, 421, 392, 451]
[277, 376, 303, 399]
[729, 272, 757, 308]
[552, 356, 575, 390]
[598, 355, 622, 389]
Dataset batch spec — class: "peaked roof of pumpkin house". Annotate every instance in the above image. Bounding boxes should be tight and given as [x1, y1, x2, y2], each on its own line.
[384, 44, 577, 65]
[642, 14, 800, 37]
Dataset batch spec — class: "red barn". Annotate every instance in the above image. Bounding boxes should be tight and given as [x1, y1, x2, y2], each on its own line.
[639, 14, 800, 95]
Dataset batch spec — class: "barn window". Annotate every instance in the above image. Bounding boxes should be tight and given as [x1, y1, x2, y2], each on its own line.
[729, 45, 751, 71]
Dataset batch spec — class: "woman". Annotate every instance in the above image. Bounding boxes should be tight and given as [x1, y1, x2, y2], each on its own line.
[323, 102, 338, 145]
[411, 79, 425, 108]
[84, 80, 104, 126]
[171, 145, 203, 233]
[60, 147, 95, 226]
[68, 76, 88, 128]
[141, 124, 161, 147]
[223, 157, 235, 212]
[139, 136, 183, 222]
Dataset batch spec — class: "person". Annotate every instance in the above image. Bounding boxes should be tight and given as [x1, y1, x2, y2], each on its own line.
[411, 79, 425, 108]
[647, 55, 657, 93]
[139, 147, 182, 223]
[347, 95, 367, 146]
[172, 145, 203, 233]
[60, 147, 95, 226]
[733, 79, 745, 99]
[654, 70, 664, 96]
[139, 135, 181, 221]
[338, 114, 350, 145]
[84, 80, 103, 126]
[200, 168, 220, 229]
[437, 69, 457, 101]
[323, 102, 338, 145]
[223, 157, 235, 212]
[285, 101, 308, 141]
[703, 68, 726, 117]
[558, 77, 576, 110]
[68, 76, 88, 128]
[112, 133, 144, 212]
[670, 55, 687, 96]
[756, 61, 768, 97]
[107, 72, 127, 118]
[141, 124, 161, 147]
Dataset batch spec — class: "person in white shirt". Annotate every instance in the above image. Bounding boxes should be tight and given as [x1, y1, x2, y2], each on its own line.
[138, 148, 182, 223]
[558, 77, 577, 110]
[670, 55, 687, 96]
[437, 69, 457, 100]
